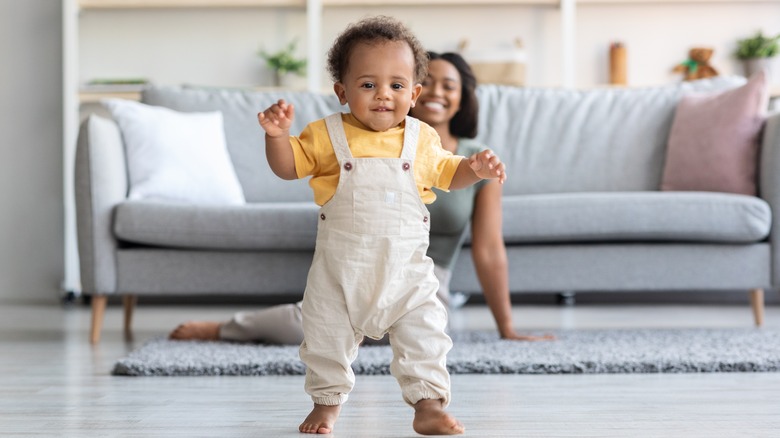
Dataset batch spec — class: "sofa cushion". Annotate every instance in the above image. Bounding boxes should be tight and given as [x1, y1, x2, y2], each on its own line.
[142, 86, 344, 203]
[661, 70, 769, 196]
[114, 200, 319, 250]
[116, 191, 770, 251]
[102, 99, 246, 206]
[500, 192, 770, 244]
[475, 76, 746, 196]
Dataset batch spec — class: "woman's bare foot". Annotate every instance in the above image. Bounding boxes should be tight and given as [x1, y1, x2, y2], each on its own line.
[168, 321, 222, 341]
[413, 399, 464, 435]
[299, 404, 341, 434]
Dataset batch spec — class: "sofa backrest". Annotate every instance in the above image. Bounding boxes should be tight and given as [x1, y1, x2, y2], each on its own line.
[475, 77, 746, 195]
[143, 77, 745, 202]
[142, 86, 344, 203]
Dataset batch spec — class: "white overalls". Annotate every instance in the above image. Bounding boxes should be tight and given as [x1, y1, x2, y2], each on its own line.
[299, 113, 453, 407]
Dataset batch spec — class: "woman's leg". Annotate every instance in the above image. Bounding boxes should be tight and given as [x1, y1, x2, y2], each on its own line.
[220, 302, 304, 344]
[169, 302, 304, 344]
[435, 264, 470, 309]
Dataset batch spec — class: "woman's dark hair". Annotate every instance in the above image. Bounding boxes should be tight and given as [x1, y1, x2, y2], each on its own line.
[427, 51, 479, 139]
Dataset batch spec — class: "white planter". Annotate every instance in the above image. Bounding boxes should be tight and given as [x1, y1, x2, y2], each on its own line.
[272, 71, 306, 90]
[742, 57, 777, 78]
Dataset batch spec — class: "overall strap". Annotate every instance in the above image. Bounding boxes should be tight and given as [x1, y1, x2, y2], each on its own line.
[324, 113, 352, 162]
[400, 116, 420, 161]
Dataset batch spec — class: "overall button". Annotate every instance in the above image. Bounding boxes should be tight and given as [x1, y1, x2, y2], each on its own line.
[402, 162, 410, 171]
[320, 213, 326, 220]
[344, 162, 353, 171]
[423, 216, 428, 223]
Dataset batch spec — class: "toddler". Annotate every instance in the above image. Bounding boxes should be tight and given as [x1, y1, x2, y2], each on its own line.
[258, 15, 505, 435]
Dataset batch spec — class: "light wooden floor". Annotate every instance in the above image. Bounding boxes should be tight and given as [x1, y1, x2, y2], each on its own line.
[1, 301, 779, 437]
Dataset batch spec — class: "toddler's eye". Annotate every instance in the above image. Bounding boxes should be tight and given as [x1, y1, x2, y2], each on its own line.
[361, 83, 375, 89]
[392, 83, 404, 90]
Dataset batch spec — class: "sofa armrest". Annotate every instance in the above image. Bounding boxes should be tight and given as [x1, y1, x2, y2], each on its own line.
[758, 111, 780, 287]
[75, 115, 128, 295]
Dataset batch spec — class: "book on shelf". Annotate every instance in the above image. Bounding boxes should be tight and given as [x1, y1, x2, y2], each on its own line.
[79, 79, 149, 103]
[80, 78, 150, 93]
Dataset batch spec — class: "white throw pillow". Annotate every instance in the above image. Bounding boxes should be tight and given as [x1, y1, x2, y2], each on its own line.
[103, 99, 245, 205]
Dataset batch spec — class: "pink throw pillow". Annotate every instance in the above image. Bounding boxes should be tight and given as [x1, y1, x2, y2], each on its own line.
[661, 70, 769, 196]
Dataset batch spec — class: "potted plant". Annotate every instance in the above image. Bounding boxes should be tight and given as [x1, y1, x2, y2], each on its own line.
[735, 31, 780, 77]
[258, 39, 307, 87]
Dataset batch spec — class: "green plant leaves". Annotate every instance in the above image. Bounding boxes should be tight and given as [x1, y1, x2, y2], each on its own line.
[258, 39, 307, 76]
[736, 31, 780, 59]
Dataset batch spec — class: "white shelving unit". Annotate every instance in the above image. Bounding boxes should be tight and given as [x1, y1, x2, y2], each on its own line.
[62, 0, 80, 296]
[69, 0, 572, 99]
[61, 0, 780, 294]
[61, 0, 572, 294]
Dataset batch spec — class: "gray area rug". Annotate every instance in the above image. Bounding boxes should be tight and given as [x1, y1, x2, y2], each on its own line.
[113, 328, 780, 376]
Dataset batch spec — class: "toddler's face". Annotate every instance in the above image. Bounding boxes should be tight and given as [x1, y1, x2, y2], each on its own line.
[334, 40, 422, 132]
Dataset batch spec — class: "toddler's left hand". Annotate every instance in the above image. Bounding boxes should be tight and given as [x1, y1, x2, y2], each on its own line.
[468, 149, 507, 184]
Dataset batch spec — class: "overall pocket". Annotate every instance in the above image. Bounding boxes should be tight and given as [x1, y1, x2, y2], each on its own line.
[353, 190, 402, 235]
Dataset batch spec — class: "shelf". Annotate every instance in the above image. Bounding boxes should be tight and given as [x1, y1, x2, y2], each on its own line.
[77, 85, 329, 103]
[78, 0, 780, 8]
[324, 0, 558, 5]
[579, 0, 780, 3]
[78, 0, 557, 8]
[78, 0, 304, 9]
[79, 90, 142, 103]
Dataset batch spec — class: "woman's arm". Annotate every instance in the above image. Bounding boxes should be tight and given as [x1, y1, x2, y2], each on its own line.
[470, 180, 553, 341]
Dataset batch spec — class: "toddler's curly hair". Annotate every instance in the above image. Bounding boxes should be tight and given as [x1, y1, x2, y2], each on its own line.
[326, 16, 428, 84]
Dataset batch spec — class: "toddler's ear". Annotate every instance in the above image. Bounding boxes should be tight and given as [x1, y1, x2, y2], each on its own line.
[410, 83, 423, 107]
[333, 83, 348, 105]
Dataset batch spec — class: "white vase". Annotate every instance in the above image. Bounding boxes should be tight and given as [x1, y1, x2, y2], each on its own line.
[743, 57, 776, 78]
[272, 70, 285, 88]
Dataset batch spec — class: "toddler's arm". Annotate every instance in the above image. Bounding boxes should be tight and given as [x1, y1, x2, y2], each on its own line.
[449, 149, 507, 190]
[258, 99, 297, 180]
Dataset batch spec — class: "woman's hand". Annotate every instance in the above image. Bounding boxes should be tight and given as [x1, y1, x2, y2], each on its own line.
[500, 330, 556, 341]
[468, 149, 506, 184]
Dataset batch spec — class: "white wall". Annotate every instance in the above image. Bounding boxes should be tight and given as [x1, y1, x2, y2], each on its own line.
[0, 0, 64, 304]
[77, 3, 780, 90]
[576, 2, 780, 87]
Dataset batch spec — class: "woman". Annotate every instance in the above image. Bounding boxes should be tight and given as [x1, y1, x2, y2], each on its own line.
[170, 52, 551, 343]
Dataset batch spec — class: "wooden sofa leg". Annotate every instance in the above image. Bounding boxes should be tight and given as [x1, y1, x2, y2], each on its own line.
[749, 288, 765, 327]
[123, 295, 137, 341]
[90, 295, 108, 344]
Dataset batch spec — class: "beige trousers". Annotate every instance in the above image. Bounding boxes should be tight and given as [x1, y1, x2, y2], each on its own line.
[219, 264, 452, 345]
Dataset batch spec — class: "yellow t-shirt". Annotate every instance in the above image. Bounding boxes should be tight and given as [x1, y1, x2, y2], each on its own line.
[290, 113, 463, 206]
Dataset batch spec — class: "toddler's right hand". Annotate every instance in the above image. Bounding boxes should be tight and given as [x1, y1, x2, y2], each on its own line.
[258, 99, 295, 137]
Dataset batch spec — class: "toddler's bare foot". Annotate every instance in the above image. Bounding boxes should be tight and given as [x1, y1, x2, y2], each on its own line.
[413, 399, 464, 435]
[168, 321, 221, 341]
[299, 404, 341, 434]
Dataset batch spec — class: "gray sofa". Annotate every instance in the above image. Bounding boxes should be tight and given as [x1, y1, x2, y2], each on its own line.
[76, 78, 776, 343]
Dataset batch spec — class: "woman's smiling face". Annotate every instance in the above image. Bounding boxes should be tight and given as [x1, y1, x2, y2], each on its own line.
[410, 58, 462, 129]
